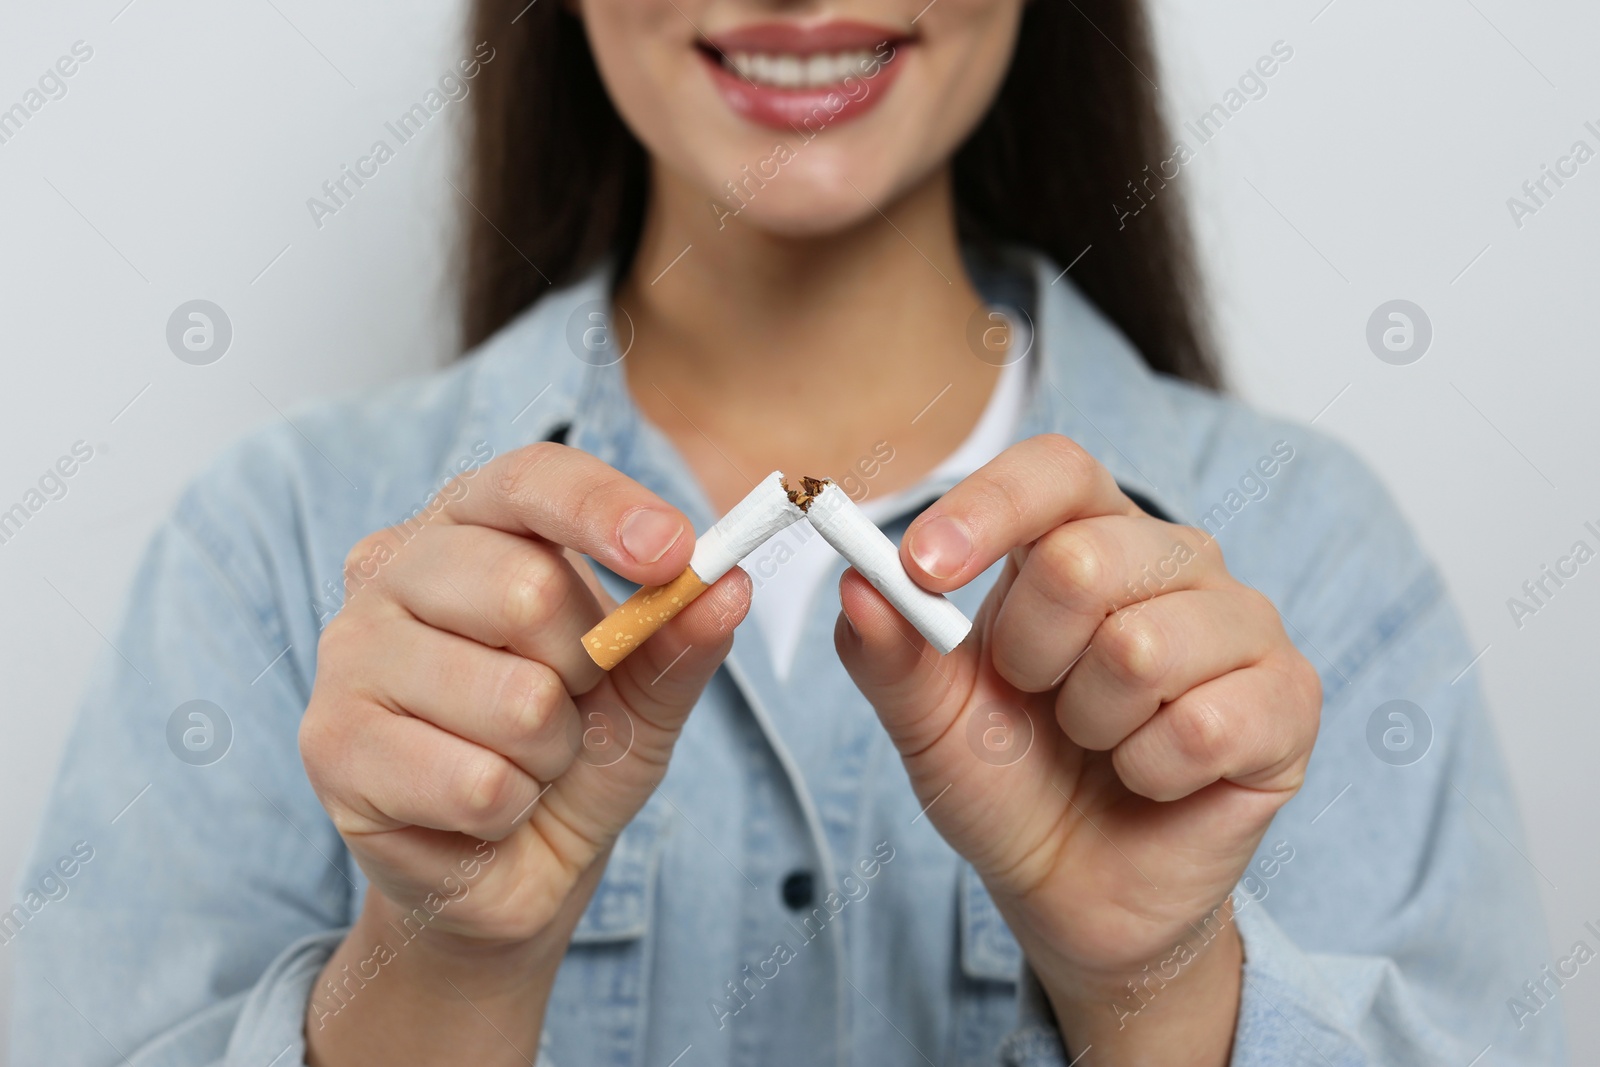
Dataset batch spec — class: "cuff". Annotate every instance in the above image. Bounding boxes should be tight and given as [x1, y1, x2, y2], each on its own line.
[995, 963, 1071, 1066]
[995, 898, 1375, 1067]
[1231, 901, 1368, 1067]
[222, 929, 347, 1067]
[219, 929, 560, 1067]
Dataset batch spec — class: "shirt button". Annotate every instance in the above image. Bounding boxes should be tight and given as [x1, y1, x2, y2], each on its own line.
[781, 870, 815, 910]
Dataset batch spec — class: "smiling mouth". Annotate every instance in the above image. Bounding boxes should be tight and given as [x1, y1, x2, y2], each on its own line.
[704, 47, 893, 91]
[696, 20, 911, 129]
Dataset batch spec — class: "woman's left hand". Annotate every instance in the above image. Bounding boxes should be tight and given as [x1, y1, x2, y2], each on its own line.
[835, 434, 1322, 1063]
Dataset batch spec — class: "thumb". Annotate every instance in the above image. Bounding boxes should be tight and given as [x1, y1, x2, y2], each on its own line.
[543, 567, 751, 848]
[605, 566, 752, 742]
[834, 568, 977, 757]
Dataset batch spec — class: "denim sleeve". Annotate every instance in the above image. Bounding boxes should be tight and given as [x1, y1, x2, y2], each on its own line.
[7, 498, 352, 1066]
[1222, 567, 1563, 1067]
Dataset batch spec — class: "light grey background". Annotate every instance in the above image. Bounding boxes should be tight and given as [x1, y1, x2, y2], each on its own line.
[2, 0, 1595, 1061]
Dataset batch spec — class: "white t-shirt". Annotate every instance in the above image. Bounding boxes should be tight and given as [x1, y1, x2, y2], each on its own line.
[744, 326, 1033, 681]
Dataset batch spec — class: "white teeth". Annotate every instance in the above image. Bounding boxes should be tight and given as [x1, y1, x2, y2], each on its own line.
[721, 49, 885, 89]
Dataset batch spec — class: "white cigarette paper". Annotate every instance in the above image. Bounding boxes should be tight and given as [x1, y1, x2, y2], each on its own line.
[690, 471, 807, 582]
[804, 481, 973, 655]
[584, 472, 805, 670]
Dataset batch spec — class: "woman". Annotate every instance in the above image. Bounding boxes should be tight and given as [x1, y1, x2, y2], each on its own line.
[12, 1, 1560, 1064]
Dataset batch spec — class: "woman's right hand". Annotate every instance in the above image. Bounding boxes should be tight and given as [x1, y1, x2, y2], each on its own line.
[299, 443, 748, 1064]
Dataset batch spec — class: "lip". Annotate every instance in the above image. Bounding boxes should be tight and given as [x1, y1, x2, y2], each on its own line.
[704, 18, 910, 55]
[698, 19, 911, 131]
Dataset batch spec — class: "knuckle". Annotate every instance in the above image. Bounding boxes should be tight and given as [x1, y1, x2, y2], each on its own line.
[457, 750, 515, 819]
[493, 442, 560, 502]
[433, 474, 471, 508]
[574, 480, 614, 534]
[1191, 528, 1227, 569]
[1038, 528, 1108, 612]
[1159, 524, 1221, 576]
[497, 660, 560, 740]
[313, 615, 347, 664]
[496, 443, 619, 548]
[1037, 433, 1102, 491]
[1168, 696, 1231, 769]
[1240, 586, 1278, 620]
[986, 479, 1029, 534]
[297, 710, 334, 772]
[314, 612, 369, 675]
[1101, 614, 1169, 689]
[1038, 433, 1090, 473]
[489, 454, 525, 502]
[342, 530, 398, 587]
[1174, 524, 1213, 558]
[298, 702, 363, 815]
[500, 551, 564, 633]
[1287, 652, 1324, 723]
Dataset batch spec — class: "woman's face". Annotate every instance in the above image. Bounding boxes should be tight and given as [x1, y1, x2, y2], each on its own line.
[577, 0, 1026, 236]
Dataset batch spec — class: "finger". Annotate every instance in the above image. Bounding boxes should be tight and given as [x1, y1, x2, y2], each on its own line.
[351, 827, 595, 944]
[902, 434, 1136, 592]
[604, 566, 753, 743]
[989, 515, 1223, 691]
[1056, 589, 1280, 751]
[368, 523, 607, 694]
[375, 615, 584, 784]
[1110, 652, 1320, 802]
[310, 707, 546, 842]
[835, 565, 1069, 870]
[834, 567, 971, 757]
[338, 825, 505, 914]
[531, 567, 755, 850]
[436, 442, 695, 586]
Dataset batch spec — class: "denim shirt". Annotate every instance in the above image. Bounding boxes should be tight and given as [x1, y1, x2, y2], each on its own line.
[11, 252, 1563, 1066]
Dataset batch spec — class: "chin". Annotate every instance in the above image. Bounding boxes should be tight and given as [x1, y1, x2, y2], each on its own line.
[694, 139, 928, 240]
[732, 200, 879, 239]
[721, 179, 885, 238]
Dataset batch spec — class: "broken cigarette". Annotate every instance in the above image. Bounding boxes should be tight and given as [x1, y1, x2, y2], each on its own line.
[803, 480, 974, 655]
[582, 472, 974, 670]
[583, 472, 805, 670]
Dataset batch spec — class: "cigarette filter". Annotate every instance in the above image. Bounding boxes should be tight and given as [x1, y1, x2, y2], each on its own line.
[583, 472, 805, 670]
[804, 481, 973, 654]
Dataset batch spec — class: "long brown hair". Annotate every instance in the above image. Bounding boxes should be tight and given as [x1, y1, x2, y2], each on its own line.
[460, 0, 1219, 389]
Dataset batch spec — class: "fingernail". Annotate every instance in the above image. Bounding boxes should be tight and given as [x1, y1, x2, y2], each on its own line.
[621, 509, 684, 565]
[909, 516, 972, 581]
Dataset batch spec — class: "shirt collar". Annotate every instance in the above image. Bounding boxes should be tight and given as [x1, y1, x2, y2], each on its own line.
[443, 248, 1199, 532]
[1020, 251, 1198, 523]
